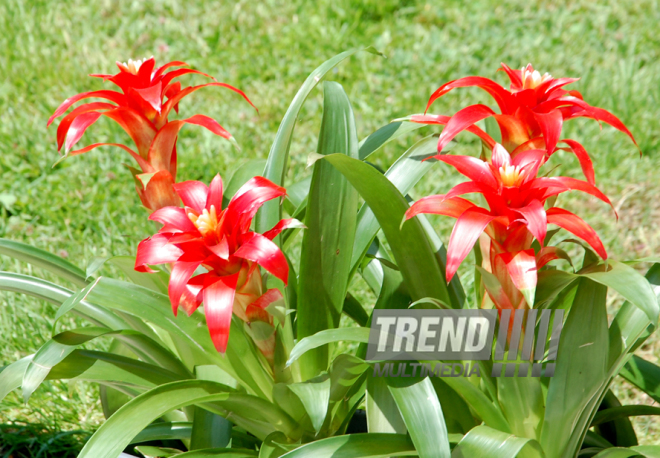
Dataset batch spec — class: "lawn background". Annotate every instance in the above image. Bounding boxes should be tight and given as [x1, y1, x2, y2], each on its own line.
[2, 0, 660, 447]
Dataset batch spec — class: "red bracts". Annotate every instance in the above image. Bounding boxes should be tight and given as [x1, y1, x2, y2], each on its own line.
[135, 173, 302, 353]
[48, 57, 255, 211]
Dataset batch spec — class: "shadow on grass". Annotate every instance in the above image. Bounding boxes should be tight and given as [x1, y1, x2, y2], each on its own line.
[0, 423, 88, 458]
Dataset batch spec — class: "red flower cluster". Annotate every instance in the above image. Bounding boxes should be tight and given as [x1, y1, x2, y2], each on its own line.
[405, 144, 611, 308]
[48, 57, 255, 211]
[135, 174, 302, 353]
[405, 64, 636, 310]
[412, 63, 636, 184]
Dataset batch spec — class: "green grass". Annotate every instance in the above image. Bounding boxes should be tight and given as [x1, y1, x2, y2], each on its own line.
[1, 0, 660, 448]
[0, 423, 88, 458]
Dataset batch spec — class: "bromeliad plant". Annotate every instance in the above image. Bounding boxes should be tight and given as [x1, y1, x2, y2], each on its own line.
[2, 51, 660, 458]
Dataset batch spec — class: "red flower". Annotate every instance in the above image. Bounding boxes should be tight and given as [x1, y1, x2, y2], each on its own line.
[135, 174, 302, 352]
[404, 143, 612, 310]
[48, 57, 256, 211]
[412, 63, 637, 184]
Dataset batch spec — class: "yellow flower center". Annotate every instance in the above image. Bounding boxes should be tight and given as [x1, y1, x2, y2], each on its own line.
[521, 66, 552, 90]
[499, 164, 524, 187]
[117, 57, 150, 75]
[188, 205, 219, 236]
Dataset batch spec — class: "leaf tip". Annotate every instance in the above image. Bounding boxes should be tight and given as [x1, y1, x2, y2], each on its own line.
[364, 46, 386, 58]
[306, 152, 324, 168]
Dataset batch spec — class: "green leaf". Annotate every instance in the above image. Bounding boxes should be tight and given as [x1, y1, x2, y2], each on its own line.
[387, 377, 451, 458]
[47, 349, 183, 389]
[566, 264, 660, 454]
[595, 390, 638, 448]
[409, 297, 452, 309]
[621, 355, 660, 404]
[583, 430, 615, 449]
[358, 121, 426, 160]
[343, 293, 369, 326]
[190, 407, 232, 451]
[296, 81, 360, 380]
[535, 270, 577, 308]
[108, 256, 170, 294]
[326, 354, 370, 432]
[77, 380, 301, 458]
[86, 256, 110, 279]
[130, 422, 193, 444]
[583, 261, 659, 325]
[258, 431, 298, 458]
[0, 356, 32, 402]
[0, 272, 127, 329]
[0, 238, 87, 287]
[629, 446, 660, 458]
[223, 159, 268, 208]
[366, 376, 407, 434]
[592, 446, 660, 458]
[356, 260, 411, 362]
[421, 369, 508, 433]
[279, 434, 417, 457]
[53, 277, 99, 321]
[287, 328, 370, 367]
[257, 47, 379, 234]
[451, 425, 544, 458]
[282, 177, 312, 216]
[191, 366, 233, 450]
[541, 277, 609, 456]
[288, 374, 331, 433]
[321, 153, 450, 303]
[591, 449, 641, 458]
[99, 340, 136, 419]
[429, 378, 479, 435]
[135, 446, 184, 457]
[496, 375, 544, 441]
[22, 326, 190, 402]
[82, 278, 272, 399]
[350, 135, 438, 280]
[592, 405, 660, 426]
[173, 449, 258, 458]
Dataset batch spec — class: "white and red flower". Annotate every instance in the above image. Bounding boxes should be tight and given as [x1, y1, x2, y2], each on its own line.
[135, 173, 301, 352]
[405, 144, 613, 310]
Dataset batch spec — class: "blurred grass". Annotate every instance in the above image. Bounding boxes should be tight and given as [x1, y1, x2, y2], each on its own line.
[1, 0, 660, 447]
[0, 423, 87, 457]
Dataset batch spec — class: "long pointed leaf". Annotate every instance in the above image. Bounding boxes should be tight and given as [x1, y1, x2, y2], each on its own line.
[256, 47, 380, 234]
[0, 271, 126, 329]
[320, 154, 450, 303]
[358, 121, 425, 160]
[387, 377, 451, 458]
[82, 278, 272, 399]
[350, 135, 438, 279]
[78, 380, 300, 458]
[22, 327, 191, 402]
[296, 82, 360, 380]
[541, 278, 609, 456]
[451, 425, 544, 458]
[286, 328, 370, 367]
[279, 434, 416, 458]
[0, 238, 87, 287]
